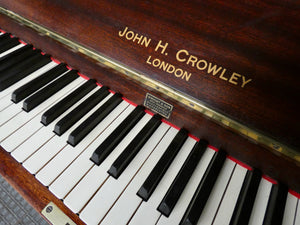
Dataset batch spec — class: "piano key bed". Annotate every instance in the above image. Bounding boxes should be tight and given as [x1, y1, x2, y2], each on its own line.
[0, 31, 299, 225]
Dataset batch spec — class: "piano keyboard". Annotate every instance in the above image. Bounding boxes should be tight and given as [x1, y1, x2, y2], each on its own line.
[0, 31, 299, 225]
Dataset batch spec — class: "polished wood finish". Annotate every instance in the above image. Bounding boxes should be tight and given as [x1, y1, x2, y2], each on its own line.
[0, 0, 299, 222]
[1, 0, 299, 150]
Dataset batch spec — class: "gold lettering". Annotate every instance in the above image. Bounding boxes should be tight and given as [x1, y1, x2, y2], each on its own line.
[146, 56, 191, 82]
[118, 26, 128, 37]
[155, 40, 169, 55]
[119, 27, 151, 47]
[125, 31, 135, 40]
[146, 55, 152, 65]
[159, 61, 168, 71]
[176, 49, 189, 62]
[182, 71, 192, 81]
[141, 37, 151, 47]
[152, 58, 161, 67]
[133, 33, 143, 44]
[207, 63, 222, 76]
[174, 68, 183, 77]
[187, 55, 198, 67]
[229, 72, 241, 85]
[241, 76, 252, 88]
[121, 28, 252, 88]
[219, 68, 228, 81]
[196, 60, 208, 70]
[166, 64, 175, 73]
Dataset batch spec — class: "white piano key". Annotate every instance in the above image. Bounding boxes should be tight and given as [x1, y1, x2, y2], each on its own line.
[213, 164, 248, 225]
[0, 77, 84, 144]
[0, 66, 70, 121]
[81, 118, 170, 225]
[22, 137, 67, 174]
[35, 91, 120, 186]
[78, 113, 153, 225]
[37, 144, 89, 186]
[248, 177, 273, 225]
[0, 76, 84, 136]
[102, 124, 172, 225]
[9, 78, 85, 161]
[22, 92, 113, 175]
[104, 136, 201, 225]
[194, 158, 235, 225]
[1, 115, 43, 152]
[282, 192, 298, 225]
[295, 199, 300, 225]
[0, 62, 60, 112]
[64, 104, 146, 214]
[0, 96, 13, 112]
[0, 93, 14, 112]
[79, 124, 176, 225]
[0, 43, 24, 58]
[11, 86, 101, 160]
[0, 101, 23, 127]
[49, 102, 131, 200]
[155, 147, 216, 225]
[11, 125, 55, 162]
[2, 86, 100, 153]
[1, 69, 73, 144]
[0, 61, 57, 100]
[114, 137, 196, 225]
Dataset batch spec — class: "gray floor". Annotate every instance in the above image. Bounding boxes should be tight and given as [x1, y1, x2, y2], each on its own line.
[0, 174, 49, 225]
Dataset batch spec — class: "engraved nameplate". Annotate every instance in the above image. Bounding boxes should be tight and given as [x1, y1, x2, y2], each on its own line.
[41, 202, 76, 225]
[144, 93, 173, 118]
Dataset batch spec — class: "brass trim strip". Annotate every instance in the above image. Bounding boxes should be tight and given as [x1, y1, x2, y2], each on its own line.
[0, 7, 299, 163]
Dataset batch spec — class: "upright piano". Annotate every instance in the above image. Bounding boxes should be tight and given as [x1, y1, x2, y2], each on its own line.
[0, 1, 299, 224]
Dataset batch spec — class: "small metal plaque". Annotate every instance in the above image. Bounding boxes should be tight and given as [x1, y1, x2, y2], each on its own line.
[41, 202, 76, 225]
[144, 93, 173, 118]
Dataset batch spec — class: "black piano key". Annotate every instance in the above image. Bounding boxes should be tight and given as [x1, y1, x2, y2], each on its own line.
[0, 44, 35, 71]
[0, 52, 51, 91]
[137, 128, 189, 202]
[90, 105, 146, 166]
[229, 168, 262, 225]
[54, 86, 110, 136]
[41, 79, 97, 126]
[11, 63, 68, 103]
[157, 139, 208, 217]
[68, 93, 124, 147]
[0, 37, 20, 53]
[179, 149, 227, 225]
[0, 50, 42, 80]
[0, 33, 11, 42]
[108, 114, 162, 179]
[0, 35, 16, 45]
[262, 183, 288, 225]
[22, 70, 78, 112]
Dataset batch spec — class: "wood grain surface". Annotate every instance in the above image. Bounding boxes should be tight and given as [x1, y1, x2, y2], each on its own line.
[1, 0, 299, 151]
[0, 0, 299, 222]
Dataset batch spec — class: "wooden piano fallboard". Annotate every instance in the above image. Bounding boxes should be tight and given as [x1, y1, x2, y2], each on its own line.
[0, 1, 299, 156]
